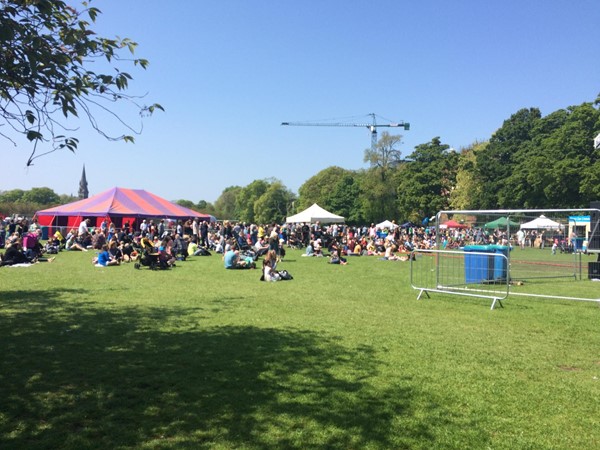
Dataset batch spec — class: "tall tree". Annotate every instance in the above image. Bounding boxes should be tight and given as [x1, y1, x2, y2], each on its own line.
[449, 142, 486, 211]
[236, 179, 269, 223]
[253, 181, 295, 224]
[363, 131, 404, 181]
[0, 0, 162, 165]
[397, 137, 458, 221]
[359, 168, 400, 223]
[328, 173, 364, 224]
[496, 102, 600, 208]
[297, 166, 353, 211]
[473, 108, 541, 208]
[359, 132, 405, 222]
[21, 187, 60, 205]
[0, 188, 25, 203]
[214, 186, 241, 220]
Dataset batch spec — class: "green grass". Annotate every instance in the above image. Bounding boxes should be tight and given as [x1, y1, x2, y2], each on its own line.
[1, 249, 599, 449]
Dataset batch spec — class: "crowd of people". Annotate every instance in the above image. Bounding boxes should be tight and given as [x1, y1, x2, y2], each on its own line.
[0, 217, 55, 266]
[1, 213, 580, 271]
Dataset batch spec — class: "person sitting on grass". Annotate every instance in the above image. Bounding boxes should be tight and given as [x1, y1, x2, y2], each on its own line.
[313, 238, 323, 256]
[253, 236, 270, 258]
[262, 249, 281, 282]
[0, 239, 31, 266]
[158, 236, 177, 267]
[187, 236, 199, 257]
[302, 241, 314, 257]
[328, 243, 347, 265]
[93, 244, 120, 267]
[380, 242, 400, 261]
[223, 248, 255, 269]
[108, 240, 125, 263]
[65, 231, 88, 252]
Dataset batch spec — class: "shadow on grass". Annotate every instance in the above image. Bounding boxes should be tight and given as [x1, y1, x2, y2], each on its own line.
[1, 290, 430, 449]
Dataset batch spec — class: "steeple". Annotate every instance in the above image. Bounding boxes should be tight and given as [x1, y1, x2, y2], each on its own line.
[78, 165, 89, 199]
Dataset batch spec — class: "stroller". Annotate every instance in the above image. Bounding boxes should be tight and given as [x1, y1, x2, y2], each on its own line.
[134, 248, 170, 270]
[134, 237, 169, 270]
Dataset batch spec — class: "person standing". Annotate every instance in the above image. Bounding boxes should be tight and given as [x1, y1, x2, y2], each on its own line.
[158, 219, 166, 239]
[192, 218, 199, 240]
[140, 219, 148, 236]
[78, 218, 90, 236]
[200, 220, 209, 247]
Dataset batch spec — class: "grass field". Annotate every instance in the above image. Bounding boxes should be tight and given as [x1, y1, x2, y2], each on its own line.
[1, 248, 599, 449]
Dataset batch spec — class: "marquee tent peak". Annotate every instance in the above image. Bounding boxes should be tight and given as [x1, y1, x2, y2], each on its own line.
[36, 187, 214, 230]
[375, 220, 397, 230]
[520, 215, 563, 230]
[285, 203, 344, 224]
[483, 217, 520, 229]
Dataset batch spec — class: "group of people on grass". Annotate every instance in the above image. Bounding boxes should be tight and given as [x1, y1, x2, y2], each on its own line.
[4, 213, 574, 273]
[0, 218, 55, 266]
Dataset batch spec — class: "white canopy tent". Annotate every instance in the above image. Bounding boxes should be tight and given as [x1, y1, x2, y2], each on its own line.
[285, 203, 345, 224]
[375, 220, 397, 229]
[520, 215, 563, 230]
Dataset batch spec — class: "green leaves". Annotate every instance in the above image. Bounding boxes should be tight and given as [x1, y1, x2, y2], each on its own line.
[26, 130, 43, 141]
[0, 0, 161, 164]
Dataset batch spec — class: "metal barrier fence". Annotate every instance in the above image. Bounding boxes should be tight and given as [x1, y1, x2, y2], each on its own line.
[410, 249, 510, 310]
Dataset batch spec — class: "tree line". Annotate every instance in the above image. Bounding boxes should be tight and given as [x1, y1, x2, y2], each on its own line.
[2, 95, 599, 224]
[2, 2, 598, 225]
[201, 94, 600, 224]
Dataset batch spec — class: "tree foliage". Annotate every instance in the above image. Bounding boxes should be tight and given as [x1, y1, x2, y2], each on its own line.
[0, 186, 62, 216]
[363, 131, 404, 181]
[213, 186, 241, 220]
[297, 166, 353, 211]
[357, 132, 407, 222]
[253, 181, 295, 224]
[473, 108, 542, 208]
[472, 101, 600, 208]
[396, 137, 458, 221]
[328, 173, 364, 224]
[3, 96, 598, 224]
[236, 179, 269, 223]
[174, 199, 195, 209]
[0, 0, 163, 165]
[449, 142, 486, 211]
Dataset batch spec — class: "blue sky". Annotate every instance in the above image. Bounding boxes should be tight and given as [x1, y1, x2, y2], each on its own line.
[3, 0, 599, 203]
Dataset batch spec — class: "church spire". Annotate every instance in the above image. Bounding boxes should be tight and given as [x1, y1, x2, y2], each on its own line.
[78, 165, 89, 199]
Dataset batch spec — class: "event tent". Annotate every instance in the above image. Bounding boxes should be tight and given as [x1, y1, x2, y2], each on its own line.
[439, 219, 469, 229]
[36, 187, 213, 231]
[285, 203, 345, 224]
[483, 217, 520, 229]
[376, 220, 397, 230]
[519, 215, 563, 230]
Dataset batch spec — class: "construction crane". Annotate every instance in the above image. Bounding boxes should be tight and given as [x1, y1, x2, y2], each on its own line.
[281, 113, 409, 150]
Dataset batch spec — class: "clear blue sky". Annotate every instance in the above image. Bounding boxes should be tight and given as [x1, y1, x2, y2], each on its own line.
[3, 0, 599, 203]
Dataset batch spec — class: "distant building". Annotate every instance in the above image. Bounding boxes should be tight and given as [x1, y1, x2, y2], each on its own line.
[78, 165, 89, 199]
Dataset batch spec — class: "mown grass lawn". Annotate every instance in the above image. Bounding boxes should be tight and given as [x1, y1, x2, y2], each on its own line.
[1, 248, 599, 449]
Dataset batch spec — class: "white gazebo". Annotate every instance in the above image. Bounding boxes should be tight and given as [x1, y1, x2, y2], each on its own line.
[375, 220, 397, 230]
[520, 215, 563, 230]
[285, 203, 345, 224]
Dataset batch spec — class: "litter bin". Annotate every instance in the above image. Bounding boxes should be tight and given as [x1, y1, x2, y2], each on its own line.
[464, 245, 495, 284]
[490, 245, 510, 281]
[572, 237, 584, 251]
